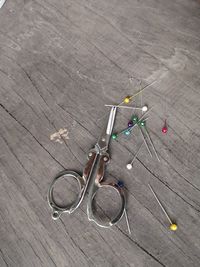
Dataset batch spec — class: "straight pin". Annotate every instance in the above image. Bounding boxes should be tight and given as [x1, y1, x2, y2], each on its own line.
[111, 80, 157, 107]
[124, 209, 131, 235]
[126, 141, 144, 170]
[138, 127, 153, 157]
[112, 117, 149, 140]
[117, 181, 131, 235]
[143, 127, 160, 162]
[148, 184, 177, 231]
[105, 105, 148, 112]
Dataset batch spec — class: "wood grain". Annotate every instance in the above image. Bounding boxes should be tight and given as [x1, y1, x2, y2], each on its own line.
[0, 0, 200, 266]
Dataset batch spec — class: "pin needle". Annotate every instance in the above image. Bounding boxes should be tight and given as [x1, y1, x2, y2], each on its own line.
[112, 117, 149, 140]
[124, 209, 131, 235]
[117, 181, 131, 235]
[111, 80, 157, 107]
[126, 141, 144, 170]
[111, 107, 153, 141]
[143, 126, 160, 162]
[105, 105, 148, 112]
[148, 184, 177, 231]
[138, 127, 153, 158]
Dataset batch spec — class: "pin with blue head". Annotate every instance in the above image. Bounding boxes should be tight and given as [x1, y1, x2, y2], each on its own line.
[117, 180, 124, 188]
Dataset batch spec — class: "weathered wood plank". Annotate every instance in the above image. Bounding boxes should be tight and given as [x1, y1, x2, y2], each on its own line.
[0, 0, 200, 266]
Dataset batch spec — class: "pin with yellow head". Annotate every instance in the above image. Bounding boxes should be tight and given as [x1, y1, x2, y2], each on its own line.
[123, 96, 131, 104]
[170, 223, 178, 231]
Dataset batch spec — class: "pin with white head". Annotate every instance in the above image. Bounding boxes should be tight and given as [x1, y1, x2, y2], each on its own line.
[105, 104, 148, 112]
[126, 141, 144, 170]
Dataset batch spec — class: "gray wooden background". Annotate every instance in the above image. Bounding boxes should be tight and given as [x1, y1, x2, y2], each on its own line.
[0, 0, 200, 266]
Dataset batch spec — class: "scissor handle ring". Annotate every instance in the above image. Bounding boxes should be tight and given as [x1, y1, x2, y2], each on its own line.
[47, 170, 85, 220]
[87, 182, 126, 228]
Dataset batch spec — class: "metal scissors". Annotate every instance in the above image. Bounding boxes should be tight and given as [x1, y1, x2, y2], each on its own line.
[48, 107, 126, 228]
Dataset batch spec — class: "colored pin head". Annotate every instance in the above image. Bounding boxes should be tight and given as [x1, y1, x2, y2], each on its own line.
[128, 121, 134, 128]
[111, 133, 118, 140]
[124, 129, 131, 136]
[162, 120, 168, 134]
[170, 223, 178, 231]
[139, 120, 146, 127]
[132, 115, 138, 123]
[124, 96, 131, 104]
[142, 105, 148, 112]
[126, 163, 133, 170]
[126, 142, 144, 170]
[117, 180, 124, 188]
[162, 127, 167, 134]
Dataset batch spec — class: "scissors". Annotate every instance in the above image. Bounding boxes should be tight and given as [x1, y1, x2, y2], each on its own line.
[48, 106, 126, 228]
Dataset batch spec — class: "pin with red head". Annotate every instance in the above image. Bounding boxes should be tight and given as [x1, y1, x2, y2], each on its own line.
[162, 120, 168, 134]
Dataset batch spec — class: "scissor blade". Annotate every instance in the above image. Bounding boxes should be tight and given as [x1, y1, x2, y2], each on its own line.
[97, 106, 117, 151]
[0, 0, 6, 8]
[106, 106, 117, 135]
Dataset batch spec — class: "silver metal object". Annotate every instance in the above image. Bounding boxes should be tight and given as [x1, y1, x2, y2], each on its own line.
[143, 127, 160, 162]
[105, 105, 147, 111]
[48, 107, 126, 229]
[124, 209, 131, 235]
[138, 127, 153, 157]
[126, 141, 144, 170]
[148, 184, 172, 224]
[0, 0, 6, 8]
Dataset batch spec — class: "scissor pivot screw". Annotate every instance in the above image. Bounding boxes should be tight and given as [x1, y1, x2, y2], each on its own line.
[52, 211, 60, 220]
[103, 156, 109, 162]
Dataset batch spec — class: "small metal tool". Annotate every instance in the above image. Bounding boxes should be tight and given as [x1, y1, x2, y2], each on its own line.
[48, 107, 126, 229]
[148, 184, 177, 231]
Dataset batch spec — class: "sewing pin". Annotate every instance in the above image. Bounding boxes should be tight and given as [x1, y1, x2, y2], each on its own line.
[105, 104, 148, 112]
[112, 117, 148, 140]
[138, 126, 153, 157]
[110, 80, 157, 108]
[117, 181, 131, 235]
[140, 123, 160, 162]
[128, 106, 153, 132]
[124, 209, 131, 235]
[148, 184, 177, 231]
[126, 141, 144, 170]
[162, 119, 168, 134]
[111, 107, 152, 141]
[127, 80, 157, 102]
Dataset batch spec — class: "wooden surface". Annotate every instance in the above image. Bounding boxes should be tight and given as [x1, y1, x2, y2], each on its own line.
[0, 0, 200, 266]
